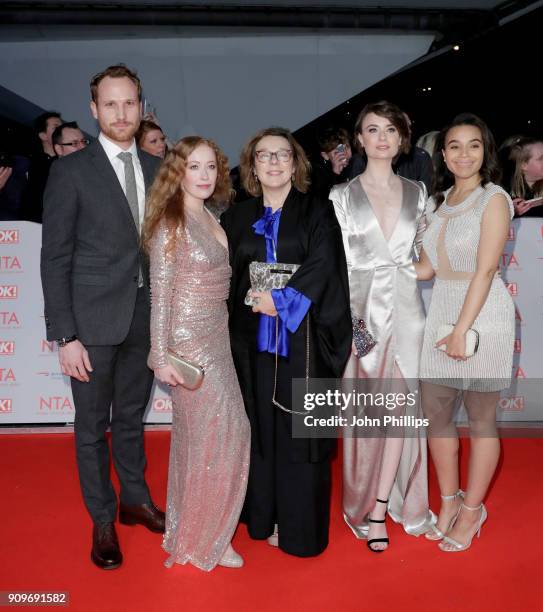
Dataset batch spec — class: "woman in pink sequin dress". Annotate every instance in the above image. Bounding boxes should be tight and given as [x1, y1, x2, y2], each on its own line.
[144, 136, 250, 571]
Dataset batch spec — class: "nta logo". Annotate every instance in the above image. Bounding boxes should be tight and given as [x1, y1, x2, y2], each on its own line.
[0, 256, 22, 271]
[41, 340, 56, 353]
[39, 396, 74, 411]
[0, 312, 19, 326]
[500, 253, 519, 268]
[0, 368, 16, 383]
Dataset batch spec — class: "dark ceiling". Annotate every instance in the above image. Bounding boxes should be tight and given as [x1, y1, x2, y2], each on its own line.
[1, 0, 541, 52]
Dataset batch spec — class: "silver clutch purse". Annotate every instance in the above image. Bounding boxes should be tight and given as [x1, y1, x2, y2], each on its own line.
[436, 324, 479, 358]
[167, 350, 205, 390]
[245, 261, 300, 305]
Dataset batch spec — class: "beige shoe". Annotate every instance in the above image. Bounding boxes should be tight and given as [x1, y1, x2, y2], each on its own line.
[218, 543, 244, 568]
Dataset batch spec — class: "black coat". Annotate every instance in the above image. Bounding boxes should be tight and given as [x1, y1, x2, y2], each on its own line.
[40, 139, 161, 344]
[221, 187, 352, 461]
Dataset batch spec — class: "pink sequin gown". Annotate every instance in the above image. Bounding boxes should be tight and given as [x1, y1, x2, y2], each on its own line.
[148, 212, 250, 571]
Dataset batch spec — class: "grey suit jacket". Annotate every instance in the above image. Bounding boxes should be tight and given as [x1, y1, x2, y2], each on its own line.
[40, 139, 161, 345]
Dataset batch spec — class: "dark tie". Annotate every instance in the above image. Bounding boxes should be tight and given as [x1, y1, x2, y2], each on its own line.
[117, 151, 139, 232]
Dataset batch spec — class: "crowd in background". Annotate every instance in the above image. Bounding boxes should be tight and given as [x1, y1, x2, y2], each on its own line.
[1, 100, 542, 221]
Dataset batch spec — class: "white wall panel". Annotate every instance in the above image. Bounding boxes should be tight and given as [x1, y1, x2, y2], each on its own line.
[0, 33, 433, 159]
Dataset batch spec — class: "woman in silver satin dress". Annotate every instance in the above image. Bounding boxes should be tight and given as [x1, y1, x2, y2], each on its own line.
[330, 102, 434, 552]
[416, 114, 514, 552]
[144, 136, 250, 570]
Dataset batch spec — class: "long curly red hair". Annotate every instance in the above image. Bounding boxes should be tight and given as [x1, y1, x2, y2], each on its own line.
[142, 136, 232, 252]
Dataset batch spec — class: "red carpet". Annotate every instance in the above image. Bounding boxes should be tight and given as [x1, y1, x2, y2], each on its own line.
[1, 432, 541, 611]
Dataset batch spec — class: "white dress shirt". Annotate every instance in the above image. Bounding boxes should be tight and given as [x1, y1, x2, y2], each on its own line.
[98, 132, 146, 228]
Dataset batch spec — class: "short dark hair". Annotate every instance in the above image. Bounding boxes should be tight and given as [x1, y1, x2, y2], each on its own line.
[52, 121, 81, 147]
[34, 111, 61, 135]
[317, 127, 351, 153]
[90, 64, 142, 102]
[354, 101, 411, 155]
[433, 112, 501, 206]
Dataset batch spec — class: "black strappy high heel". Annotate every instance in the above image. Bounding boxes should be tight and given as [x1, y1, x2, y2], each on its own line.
[367, 498, 389, 553]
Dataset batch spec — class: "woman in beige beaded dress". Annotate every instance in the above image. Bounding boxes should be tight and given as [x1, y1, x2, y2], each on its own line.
[144, 136, 250, 570]
[416, 113, 514, 552]
[330, 101, 434, 553]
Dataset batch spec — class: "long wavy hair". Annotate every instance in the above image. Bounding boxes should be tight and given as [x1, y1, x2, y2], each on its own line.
[142, 136, 232, 253]
[432, 113, 501, 207]
[239, 126, 311, 197]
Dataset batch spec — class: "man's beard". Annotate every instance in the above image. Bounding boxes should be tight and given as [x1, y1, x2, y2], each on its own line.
[102, 121, 138, 144]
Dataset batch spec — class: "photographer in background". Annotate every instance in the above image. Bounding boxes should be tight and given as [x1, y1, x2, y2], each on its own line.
[21, 111, 63, 223]
[311, 127, 355, 198]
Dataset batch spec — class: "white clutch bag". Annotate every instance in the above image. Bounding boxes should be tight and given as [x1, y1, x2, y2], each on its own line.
[436, 324, 479, 358]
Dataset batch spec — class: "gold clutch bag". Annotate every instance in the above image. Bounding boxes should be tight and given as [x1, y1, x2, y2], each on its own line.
[167, 350, 205, 390]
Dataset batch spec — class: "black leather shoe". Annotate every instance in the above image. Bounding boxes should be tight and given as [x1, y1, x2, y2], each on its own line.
[119, 502, 165, 533]
[91, 523, 122, 570]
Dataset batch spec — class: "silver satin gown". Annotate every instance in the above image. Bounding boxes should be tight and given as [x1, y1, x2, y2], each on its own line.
[148, 212, 250, 571]
[330, 176, 435, 538]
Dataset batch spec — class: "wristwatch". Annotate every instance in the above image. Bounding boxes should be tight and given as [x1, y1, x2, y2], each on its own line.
[56, 335, 78, 347]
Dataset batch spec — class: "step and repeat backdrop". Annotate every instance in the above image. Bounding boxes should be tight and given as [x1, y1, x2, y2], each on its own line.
[0, 219, 541, 425]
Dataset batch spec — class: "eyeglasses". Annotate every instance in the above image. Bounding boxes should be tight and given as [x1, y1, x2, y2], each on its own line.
[60, 139, 90, 147]
[255, 149, 293, 163]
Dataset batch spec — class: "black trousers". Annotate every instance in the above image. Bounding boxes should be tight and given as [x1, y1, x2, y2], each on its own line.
[243, 352, 332, 557]
[71, 289, 154, 524]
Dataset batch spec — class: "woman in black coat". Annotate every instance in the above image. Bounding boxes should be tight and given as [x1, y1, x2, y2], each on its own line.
[221, 127, 351, 556]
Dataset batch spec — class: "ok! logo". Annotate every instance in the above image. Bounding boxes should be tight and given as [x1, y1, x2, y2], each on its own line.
[505, 283, 518, 297]
[153, 398, 172, 412]
[0, 398, 13, 413]
[0, 229, 19, 244]
[0, 286, 18, 299]
[0, 341, 15, 355]
[498, 396, 524, 412]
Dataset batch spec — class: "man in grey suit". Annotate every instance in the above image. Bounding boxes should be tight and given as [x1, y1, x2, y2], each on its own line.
[41, 65, 164, 570]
